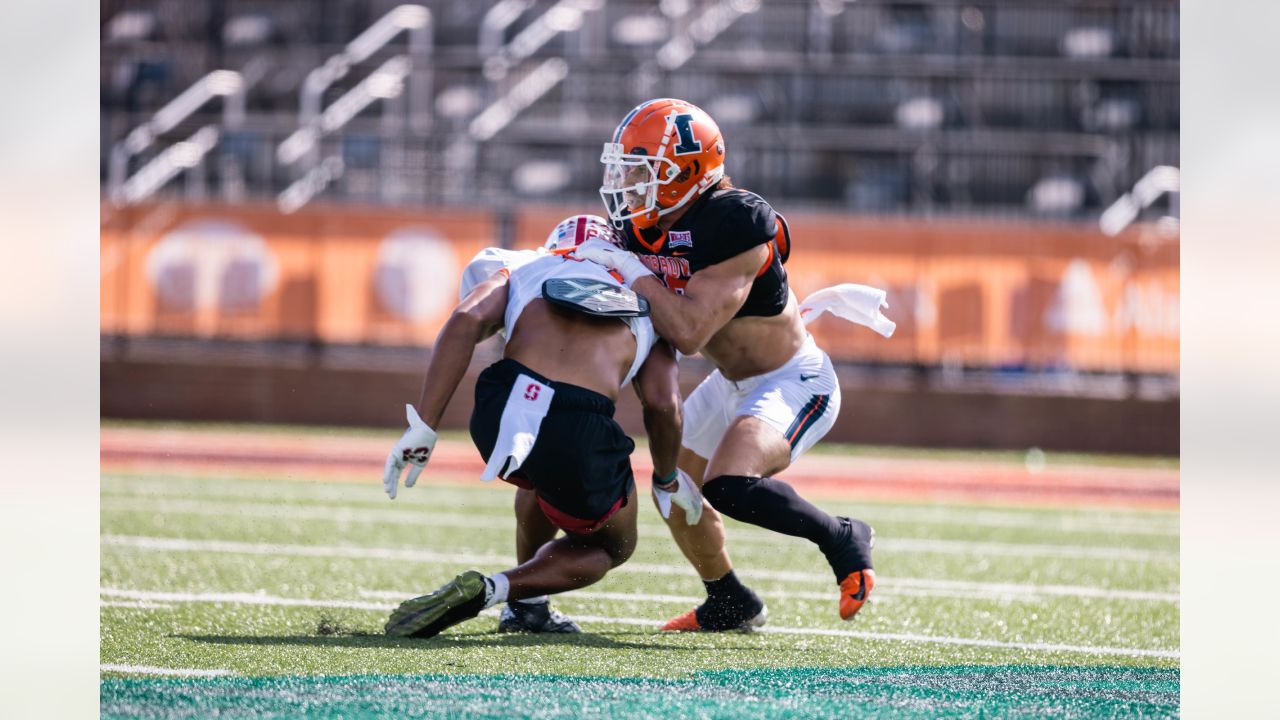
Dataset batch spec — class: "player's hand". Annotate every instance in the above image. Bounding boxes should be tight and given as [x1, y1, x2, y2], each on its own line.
[653, 469, 704, 525]
[383, 404, 438, 499]
[573, 239, 653, 287]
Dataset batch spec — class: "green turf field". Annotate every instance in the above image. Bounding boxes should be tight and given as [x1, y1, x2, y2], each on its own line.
[100, 458, 1179, 718]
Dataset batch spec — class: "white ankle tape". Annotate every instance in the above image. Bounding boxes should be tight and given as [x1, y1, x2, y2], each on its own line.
[483, 572, 510, 610]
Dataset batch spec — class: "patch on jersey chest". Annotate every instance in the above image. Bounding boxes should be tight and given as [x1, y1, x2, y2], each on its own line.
[542, 278, 651, 317]
[668, 230, 693, 249]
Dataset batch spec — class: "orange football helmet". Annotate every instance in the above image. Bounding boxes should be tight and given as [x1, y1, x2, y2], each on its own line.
[599, 98, 726, 229]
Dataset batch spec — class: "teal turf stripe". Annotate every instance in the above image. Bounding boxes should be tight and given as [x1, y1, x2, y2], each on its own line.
[102, 665, 1180, 720]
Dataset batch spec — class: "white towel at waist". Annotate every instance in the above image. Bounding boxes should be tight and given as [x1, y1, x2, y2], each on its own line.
[481, 373, 556, 482]
[798, 283, 897, 338]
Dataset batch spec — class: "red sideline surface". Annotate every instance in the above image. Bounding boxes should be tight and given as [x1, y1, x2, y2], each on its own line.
[101, 427, 1178, 510]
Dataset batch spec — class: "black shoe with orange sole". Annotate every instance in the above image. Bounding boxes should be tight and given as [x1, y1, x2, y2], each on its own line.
[828, 517, 876, 621]
[662, 589, 769, 632]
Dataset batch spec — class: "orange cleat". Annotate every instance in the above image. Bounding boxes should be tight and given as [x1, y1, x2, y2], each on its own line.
[838, 568, 876, 621]
[661, 603, 769, 632]
[661, 608, 702, 632]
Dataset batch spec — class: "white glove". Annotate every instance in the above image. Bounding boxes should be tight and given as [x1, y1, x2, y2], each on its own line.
[573, 239, 654, 287]
[383, 404, 438, 499]
[653, 469, 704, 526]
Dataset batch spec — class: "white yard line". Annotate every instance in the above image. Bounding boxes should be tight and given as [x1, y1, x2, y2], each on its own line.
[103, 533, 512, 565]
[98, 497, 549, 533]
[99, 488, 1179, 537]
[102, 534, 1178, 603]
[877, 577, 1177, 603]
[101, 588, 390, 611]
[864, 507, 1178, 537]
[562, 615, 1181, 660]
[881, 538, 1169, 562]
[98, 588, 1179, 661]
[101, 663, 236, 677]
[100, 498, 1177, 562]
[359, 580, 1176, 605]
[357, 588, 709, 605]
[101, 600, 175, 609]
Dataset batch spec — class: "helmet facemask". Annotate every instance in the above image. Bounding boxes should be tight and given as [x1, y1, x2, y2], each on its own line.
[599, 110, 725, 230]
[599, 143, 683, 229]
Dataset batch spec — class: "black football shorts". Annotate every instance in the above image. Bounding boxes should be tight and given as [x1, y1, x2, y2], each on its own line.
[469, 359, 635, 534]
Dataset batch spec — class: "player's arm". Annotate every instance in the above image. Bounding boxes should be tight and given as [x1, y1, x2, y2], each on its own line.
[632, 340, 681, 479]
[415, 271, 509, 426]
[632, 245, 766, 356]
[631, 339, 704, 525]
[384, 271, 507, 499]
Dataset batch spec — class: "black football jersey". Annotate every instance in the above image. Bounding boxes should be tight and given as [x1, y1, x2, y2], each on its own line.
[621, 188, 789, 318]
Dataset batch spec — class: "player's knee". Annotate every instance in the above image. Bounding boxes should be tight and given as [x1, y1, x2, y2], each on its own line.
[702, 475, 756, 515]
[639, 382, 682, 419]
[605, 537, 636, 567]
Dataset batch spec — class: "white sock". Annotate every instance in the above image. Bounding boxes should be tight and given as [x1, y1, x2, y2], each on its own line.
[520, 595, 549, 605]
[483, 572, 510, 609]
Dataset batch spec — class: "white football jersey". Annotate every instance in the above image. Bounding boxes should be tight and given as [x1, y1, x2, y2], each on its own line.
[458, 242, 658, 386]
[458, 247, 543, 301]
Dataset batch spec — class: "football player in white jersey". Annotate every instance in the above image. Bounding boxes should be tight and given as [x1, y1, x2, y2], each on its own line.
[380, 215, 703, 639]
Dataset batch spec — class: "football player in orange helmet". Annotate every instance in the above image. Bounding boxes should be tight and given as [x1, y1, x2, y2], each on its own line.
[583, 98, 877, 632]
[599, 98, 727, 230]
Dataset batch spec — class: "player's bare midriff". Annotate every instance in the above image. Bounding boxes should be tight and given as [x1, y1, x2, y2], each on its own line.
[700, 291, 806, 382]
[503, 298, 637, 401]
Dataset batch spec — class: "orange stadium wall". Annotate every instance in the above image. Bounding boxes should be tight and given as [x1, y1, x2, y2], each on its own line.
[100, 202, 1179, 453]
[103, 202, 1178, 373]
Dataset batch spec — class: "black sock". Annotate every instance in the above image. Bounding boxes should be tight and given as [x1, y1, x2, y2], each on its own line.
[703, 475, 842, 545]
[703, 570, 750, 601]
[702, 475, 870, 580]
[695, 570, 763, 630]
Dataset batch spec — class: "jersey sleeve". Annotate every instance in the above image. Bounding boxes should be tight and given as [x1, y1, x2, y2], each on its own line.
[458, 247, 540, 301]
[702, 191, 778, 265]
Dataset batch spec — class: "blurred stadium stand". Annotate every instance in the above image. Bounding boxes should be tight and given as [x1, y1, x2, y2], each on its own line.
[101, 0, 1178, 218]
[100, 1, 1180, 453]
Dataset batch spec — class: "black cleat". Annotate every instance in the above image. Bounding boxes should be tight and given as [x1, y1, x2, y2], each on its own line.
[385, 570, 487, 639]
[822, 516, 876, 583]
[498, 600, 582, 634]
[664, 588, 769, 632]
